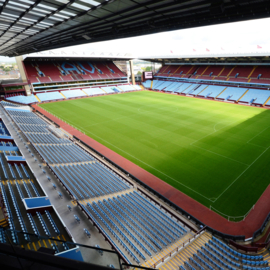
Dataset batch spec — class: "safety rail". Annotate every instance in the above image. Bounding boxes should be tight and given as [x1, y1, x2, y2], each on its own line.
[151, 226, 206, 268]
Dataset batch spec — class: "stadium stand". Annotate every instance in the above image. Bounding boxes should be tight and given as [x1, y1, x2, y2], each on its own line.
[163, 82, 181, 92]
[0, 116, 73, 251]
[155, 65, 270, 84]
[159, 232, 270, 270]
[101, 86, 120, 93]
[61, 89, 87, 99]
[24, 60, 126, 84]
[216, 87, 248, 102]
[189, 85, 208, 96]
[36, 92, 65, 102]
[6, 94, 38, 105]
[197, 85, 226, 98]
[175, 83, 194, 94]
[239, 89, 270, 105]
[250, 66, 270, 80]
[82, 87, 105, 96]
[2, 102, 193, 266]
[5, 83, 140, 105]
[2, 98, 270, 269]
[118, 84, 137, 91]
[142, 80, 152, 88]
[144, 79, 270, 107]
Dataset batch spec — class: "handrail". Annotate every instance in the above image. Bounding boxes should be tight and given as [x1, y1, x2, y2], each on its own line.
[151, 227, 206, 268]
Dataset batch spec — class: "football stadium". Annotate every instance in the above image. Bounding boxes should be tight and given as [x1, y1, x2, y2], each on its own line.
[1, 1, 270, 270]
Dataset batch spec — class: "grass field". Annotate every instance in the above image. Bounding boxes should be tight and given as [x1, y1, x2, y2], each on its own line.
[40, 91, 270, 219]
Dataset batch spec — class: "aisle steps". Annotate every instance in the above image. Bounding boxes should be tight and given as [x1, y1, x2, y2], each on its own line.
[142, 232, 194, 269]
[158, 231, 211, 270]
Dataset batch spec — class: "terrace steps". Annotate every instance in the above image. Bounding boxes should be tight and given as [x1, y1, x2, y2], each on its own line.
[158, 231, 211, 270]
[263, 251, 270, 264]
[248, 66, 257, 78]
[227, 66, 236, 78]
[140, 85, 144, 90]
[215, 87, 227, 99]
[237, 89, 249, 102]
[186, 66, 195, 76]
[162, 65, 170, 74]
[179, 84, 192, 94]
[217, 67, 225, 77]
[21, 234, 67, 251]
[35, 95, 41, 102]
[263, 96, 270, 106]
[0, 218, 8, 227]
[196, 85, 209, 96]
[100, 88, 107, 93]
[150, 81, 153, 89]
[60, 92, 66, 99]
[81, 89, 89, 96]
[116, 86, 124, 91]
[201, 66, 210, 76]
[173, 65, 182, 74]
[142, 232, 194, 269]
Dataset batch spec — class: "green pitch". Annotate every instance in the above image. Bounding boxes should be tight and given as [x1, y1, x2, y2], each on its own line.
[40, 91, 270, 220]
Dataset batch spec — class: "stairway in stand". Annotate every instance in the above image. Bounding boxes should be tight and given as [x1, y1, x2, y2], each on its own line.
[158, 231, 211, 270]
[141, 232, 194, 269]
[0, 218, 8, 227]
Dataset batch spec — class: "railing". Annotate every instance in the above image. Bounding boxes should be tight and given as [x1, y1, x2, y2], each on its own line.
[1, 104, 154, 270]
[253, 211, 270, 241]
[229, 240, 258, 253]
[151, 227, 206, 269]
[153, 75, 270, 90]
[0, 226, 123, 270]
[210, 204, 255, 222]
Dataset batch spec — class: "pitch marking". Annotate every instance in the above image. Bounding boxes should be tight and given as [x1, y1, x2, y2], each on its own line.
[70, 105, 179, 129]
[190, 120, 248, 165]
[247, 125, 270, 143]
[192, 144, 249, 166]
[137, 105, 179, 114]
[213, 145, 270, 202]
[77, 126, 214, 202]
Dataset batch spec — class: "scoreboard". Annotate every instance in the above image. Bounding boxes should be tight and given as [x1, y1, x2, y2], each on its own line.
[143, 71, 153, 80]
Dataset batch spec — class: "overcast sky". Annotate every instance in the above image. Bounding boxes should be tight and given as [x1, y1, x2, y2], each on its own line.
[1, 17, 269, 63]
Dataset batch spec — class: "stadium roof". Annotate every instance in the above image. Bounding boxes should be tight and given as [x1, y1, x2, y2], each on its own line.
[142, 52, 270, 65]
[0, 0, 270, 57]
[22, 48, 134, 60]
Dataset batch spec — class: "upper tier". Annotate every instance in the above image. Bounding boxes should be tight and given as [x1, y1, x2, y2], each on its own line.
[24, 60, 126, 84]
[156, 64, 270, 84]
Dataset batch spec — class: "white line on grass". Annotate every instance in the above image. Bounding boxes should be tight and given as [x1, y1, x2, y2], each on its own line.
[192, 144, 249, 166]
[213, 145, 270, 203]
[247, 142, 266, 149]
[190, 120, 248, 165]
[137, 106, 179, 114]
[83, 105, 179, 128]
[190, 121, 237, 146]
[83, 115, 132, 128]
[247, 125, 270, 143]
[78, 125, 215, 202]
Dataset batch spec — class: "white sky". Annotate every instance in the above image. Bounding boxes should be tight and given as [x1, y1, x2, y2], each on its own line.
[1, 17, 270, 63]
